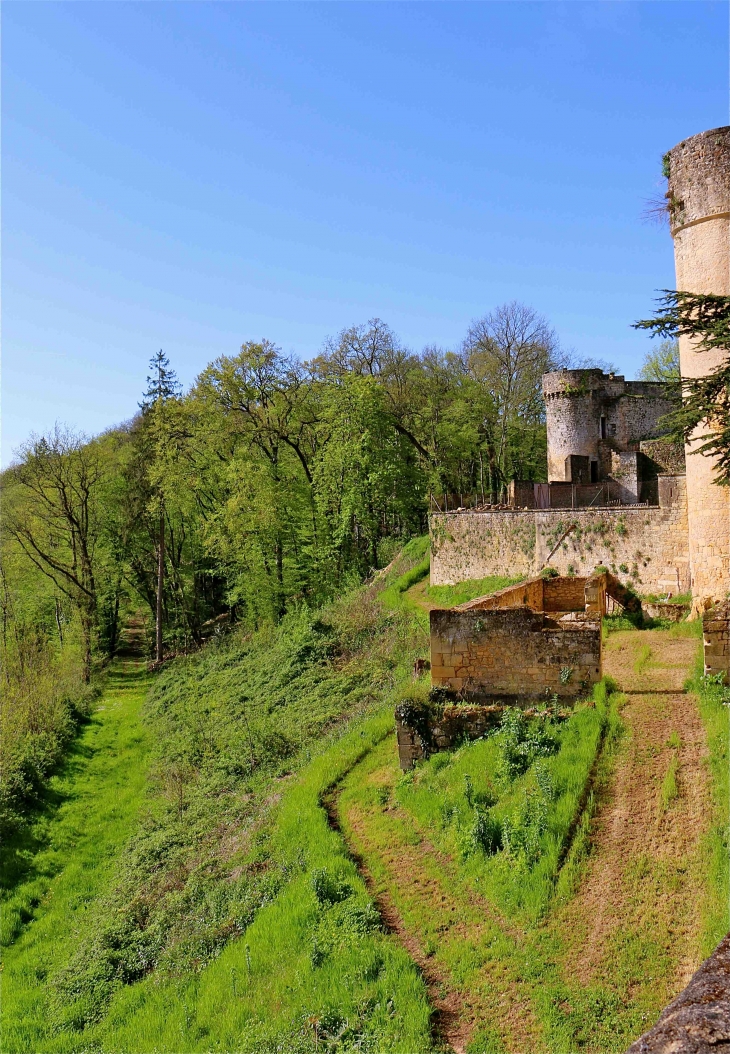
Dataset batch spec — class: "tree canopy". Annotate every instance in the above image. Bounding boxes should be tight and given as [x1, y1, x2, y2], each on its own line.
[2, 302, 565, 670]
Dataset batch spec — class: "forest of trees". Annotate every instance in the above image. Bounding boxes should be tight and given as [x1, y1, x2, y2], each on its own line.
[2, 303, 575, 666]
[0, 293, 693, 831]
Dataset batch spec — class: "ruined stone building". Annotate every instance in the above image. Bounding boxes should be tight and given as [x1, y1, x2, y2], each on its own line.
[431, 125, 729, 612]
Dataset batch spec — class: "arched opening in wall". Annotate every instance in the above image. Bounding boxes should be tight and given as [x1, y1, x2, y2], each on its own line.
[590, 460, 598, 483]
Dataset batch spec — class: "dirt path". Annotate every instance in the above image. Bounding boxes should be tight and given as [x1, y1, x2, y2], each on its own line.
[324, 788, 470, 1054]
[558, 629, 711, 993]
[329, 626, 710, 1052]
[333, 746, 545, 1054]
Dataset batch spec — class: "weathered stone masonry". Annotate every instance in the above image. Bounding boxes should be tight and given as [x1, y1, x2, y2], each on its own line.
[430, 607, 602, 701]
[703, 601, 730, 683]
[669, 126, 730, 611]
[544, 369, 677, 487]
[430, 489, 689, 596]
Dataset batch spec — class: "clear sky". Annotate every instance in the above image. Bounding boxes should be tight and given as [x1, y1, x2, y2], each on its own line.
[3, 1, 729, 463]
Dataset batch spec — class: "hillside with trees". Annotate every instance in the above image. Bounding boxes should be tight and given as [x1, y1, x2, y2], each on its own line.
[2, 305, 570, 834]
[2, 303, 726, 1054]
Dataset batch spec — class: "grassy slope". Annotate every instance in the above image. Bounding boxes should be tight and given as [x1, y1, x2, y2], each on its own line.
[3, 546, 727, 1054]
[337, 686, 620, 1054]
[2, 540, 435, 1054]
[334, 617, 729, 1054]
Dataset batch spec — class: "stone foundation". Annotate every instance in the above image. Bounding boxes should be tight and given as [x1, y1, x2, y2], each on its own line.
[430, 607, 601, 701]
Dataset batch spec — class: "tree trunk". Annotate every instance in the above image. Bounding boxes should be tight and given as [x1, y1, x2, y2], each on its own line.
[55, 597, 64, 646]
[275, 534, 284, 620]
[109, 591, 120, 658]
[156, 509, 165, 662]
[81, 606, 93, 683]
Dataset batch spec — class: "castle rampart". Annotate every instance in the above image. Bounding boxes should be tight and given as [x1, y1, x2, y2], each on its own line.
[430, 484, 689, 596]
[668, 126, 730, 610]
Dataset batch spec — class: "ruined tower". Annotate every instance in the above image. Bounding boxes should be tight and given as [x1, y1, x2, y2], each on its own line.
[667, 127, 730, 610]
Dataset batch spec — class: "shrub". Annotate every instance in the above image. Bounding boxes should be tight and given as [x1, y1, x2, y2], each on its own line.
[501, 770, 553, 868]
[311, 868, 355, 906]
[471, 805, 502, 855]
[497, 708, 559, 781]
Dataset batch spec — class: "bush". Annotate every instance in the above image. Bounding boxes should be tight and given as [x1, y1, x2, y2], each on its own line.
[471, 805, 502, 855]
[0, 670, 97, 836]
[497, 708, 559, 781]
[501, 769, 553, 868]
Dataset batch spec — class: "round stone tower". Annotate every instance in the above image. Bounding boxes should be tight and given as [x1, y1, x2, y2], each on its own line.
[667, 126, 730, 611]
[543, 369, 605, 481]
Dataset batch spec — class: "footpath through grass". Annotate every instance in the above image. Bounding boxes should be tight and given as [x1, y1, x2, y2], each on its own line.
[1, 658, 153, 1052]
[4, 551, 726, 1054]
[334, 625, 728, 1053]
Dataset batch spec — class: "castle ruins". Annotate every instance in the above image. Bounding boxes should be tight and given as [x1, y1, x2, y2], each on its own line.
[431, 126, 729, 615]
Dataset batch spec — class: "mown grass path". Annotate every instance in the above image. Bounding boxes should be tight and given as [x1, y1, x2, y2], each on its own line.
[555, 629, 712, 1002]
[1, 657, 152, 1054]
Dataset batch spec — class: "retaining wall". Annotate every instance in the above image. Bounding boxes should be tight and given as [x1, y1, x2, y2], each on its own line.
[430, 494, 689, 596]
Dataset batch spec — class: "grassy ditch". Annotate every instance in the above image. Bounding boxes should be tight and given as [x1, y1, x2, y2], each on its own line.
[2, 547, 436, 1053]
[1, 659, 154, 1054]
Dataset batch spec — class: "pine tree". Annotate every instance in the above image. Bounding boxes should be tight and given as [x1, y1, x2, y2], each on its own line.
[141, 351, 181, 662]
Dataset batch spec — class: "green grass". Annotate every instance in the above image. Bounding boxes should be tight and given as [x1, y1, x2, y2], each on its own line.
[394, 683, 616, 923]
[689, 664, 730, 955]
[4, 548, 727, 1053]
[659, 755, 679, 811]
[335, 681, 631, 1052]
[59, 712, 432, 1054]
[424, 574, 523, 608]
[1, 659, 153, 1053]
[2, 563, 434, 1053]
[633, 644, 653, 674]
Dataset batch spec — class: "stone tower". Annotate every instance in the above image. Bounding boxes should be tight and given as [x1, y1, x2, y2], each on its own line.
[667, 126, 730, 611]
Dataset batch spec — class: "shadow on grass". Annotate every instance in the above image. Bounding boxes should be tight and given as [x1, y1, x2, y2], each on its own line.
[0, 660, 151, 898]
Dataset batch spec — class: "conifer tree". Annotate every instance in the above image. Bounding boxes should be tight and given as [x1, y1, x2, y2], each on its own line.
[634, 291, 730, 482]
[140, 350, 181, 662]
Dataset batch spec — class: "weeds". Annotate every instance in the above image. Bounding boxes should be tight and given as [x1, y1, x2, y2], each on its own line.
[497, 707, 559, 781]
[659, 756, 679, 812]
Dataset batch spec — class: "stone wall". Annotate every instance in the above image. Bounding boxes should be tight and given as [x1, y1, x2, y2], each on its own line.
[430, 607, 601, 701]
[394, 700, 573, 770]
[394, 701, 505, 770]
[430, 490, 689, 596]
[626, 932, 730, 1054]
[703, 601, 730, 683]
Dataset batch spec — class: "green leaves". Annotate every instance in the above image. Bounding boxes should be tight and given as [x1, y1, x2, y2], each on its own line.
[634, 291, 730, 485]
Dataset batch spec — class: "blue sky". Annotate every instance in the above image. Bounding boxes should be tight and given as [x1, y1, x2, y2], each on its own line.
[3, 2, 729, 462]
